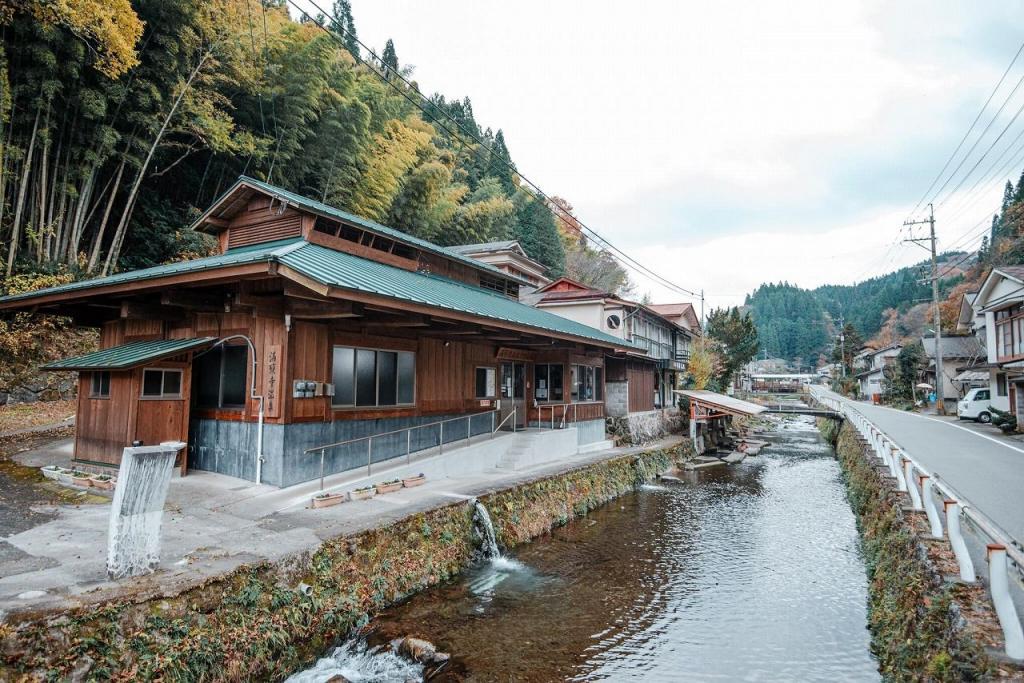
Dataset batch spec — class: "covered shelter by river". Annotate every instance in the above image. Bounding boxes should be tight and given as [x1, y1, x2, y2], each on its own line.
[676, 389, 767, 454]
[0, 177, 639, 487]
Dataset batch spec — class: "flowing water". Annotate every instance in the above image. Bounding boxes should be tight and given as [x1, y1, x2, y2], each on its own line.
[290, 416, 879, 681]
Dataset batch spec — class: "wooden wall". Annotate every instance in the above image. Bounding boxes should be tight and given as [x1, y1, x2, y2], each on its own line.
[627, 362, 656, 413]
[226, 198, 303, 249]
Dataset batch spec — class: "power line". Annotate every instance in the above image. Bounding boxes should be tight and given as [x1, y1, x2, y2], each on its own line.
[908, 39, 1024, 218]
[285, 0, 704, 301]
[934, 92, 1024, 210]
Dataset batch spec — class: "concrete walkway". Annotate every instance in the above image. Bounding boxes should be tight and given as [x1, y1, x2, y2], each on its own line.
[0, 434, 684, 617]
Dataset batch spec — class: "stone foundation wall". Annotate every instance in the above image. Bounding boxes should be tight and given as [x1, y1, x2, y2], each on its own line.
[821, 419, 1007, 680]
[0, 445, 686, 681]
[605, 381, 628, 417]
[606, 409, 683, 446]
[189, 412, 496, 487]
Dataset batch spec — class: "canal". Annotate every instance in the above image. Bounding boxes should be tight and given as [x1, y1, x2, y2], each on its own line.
[289, 416, 879, 681]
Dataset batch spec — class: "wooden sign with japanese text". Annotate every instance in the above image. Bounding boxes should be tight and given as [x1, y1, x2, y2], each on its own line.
[264, 344, 282, 418]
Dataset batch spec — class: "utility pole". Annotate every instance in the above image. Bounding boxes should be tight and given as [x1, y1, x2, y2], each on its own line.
[836, 307, 846, 379]
[904, 203, 945, 415]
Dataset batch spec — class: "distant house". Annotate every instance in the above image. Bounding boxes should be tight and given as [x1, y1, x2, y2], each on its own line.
[647, 302, 702, 338]
[531, 277, 692, 416]
[919, 334, 986, 402]
[447, 241, 550, 294]
[855, 343, 902, 401]
[966, 267, 1024, 416]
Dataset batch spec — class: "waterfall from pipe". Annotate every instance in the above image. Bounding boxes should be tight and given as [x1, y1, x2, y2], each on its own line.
[106, 445, 178, 579]
[472, 499, 500, 560]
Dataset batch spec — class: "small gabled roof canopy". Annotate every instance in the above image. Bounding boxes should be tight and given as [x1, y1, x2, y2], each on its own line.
[43, 337, 216, 371]
[193, 176, 529, 285]
[675, 389, 767, 416]
[447, 240, 526, 257]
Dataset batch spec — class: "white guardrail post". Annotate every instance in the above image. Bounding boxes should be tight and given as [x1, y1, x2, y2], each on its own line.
[944, 500, 977, 583]
[903, 457, 922, 509]
[988, 544, 1024, 659]
[919, 475, 944, 537]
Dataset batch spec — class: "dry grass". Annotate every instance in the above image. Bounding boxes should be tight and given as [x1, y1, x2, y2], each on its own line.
[0, 399, 75, 434]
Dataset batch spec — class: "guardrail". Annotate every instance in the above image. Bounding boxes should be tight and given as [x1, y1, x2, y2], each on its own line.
[809, 386, 1024, 659]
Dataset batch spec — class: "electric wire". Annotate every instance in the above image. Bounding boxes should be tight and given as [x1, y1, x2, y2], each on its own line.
[908, 39, 1024, 219]
[285, 0, 704, 300]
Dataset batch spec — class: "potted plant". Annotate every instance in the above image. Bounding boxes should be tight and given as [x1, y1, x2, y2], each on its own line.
[402, 473, 427, 488]
[311, 491, 346, 508]
[374, 479, 402, 494]
[40, 465, 61, 481]
[71, 471, 93, 487]
[349, 485, 377, 501]
[90, 473, 115, 491]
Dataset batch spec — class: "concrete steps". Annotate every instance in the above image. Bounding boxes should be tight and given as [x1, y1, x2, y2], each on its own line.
[496, 431, 543, 471]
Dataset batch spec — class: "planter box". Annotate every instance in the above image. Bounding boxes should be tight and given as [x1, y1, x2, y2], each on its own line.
[311, 492, 346, 509]
[402, 475, 426, 488]
[56, 470, 74, 485]
[348, 488, 376, 501]
[71, 474, 92, 487]
[91, 477, 115, 491]
[40, 466, 61, 481]
[374, 481, 402, 494]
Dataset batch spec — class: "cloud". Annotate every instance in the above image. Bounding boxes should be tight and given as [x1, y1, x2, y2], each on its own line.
[291, 0, 1024, 303]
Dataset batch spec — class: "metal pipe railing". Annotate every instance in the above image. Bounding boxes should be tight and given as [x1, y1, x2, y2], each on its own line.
[308, 409, 499, 489]
[809, 385, 1024, 659]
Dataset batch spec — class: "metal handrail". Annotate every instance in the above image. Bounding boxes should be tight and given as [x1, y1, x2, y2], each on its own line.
[307, 409, 499, 490]
[492, 405, 518, 434]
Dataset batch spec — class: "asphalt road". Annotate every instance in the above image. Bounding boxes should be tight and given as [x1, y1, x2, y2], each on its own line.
[827, 391, 1024, 543]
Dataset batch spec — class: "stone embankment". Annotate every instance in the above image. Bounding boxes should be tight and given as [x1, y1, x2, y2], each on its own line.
[820, 419, 1021, 681]
[0, 444, 687, 681]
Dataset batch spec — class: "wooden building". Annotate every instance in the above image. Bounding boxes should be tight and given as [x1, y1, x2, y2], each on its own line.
[525, 277, 692, 416]
[0, 177, 640, 487]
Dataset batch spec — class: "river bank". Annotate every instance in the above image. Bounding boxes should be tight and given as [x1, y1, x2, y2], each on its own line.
[289, 414, 881, 682]
[0, 438, 686, 680]
[821, 418, 1015, 681]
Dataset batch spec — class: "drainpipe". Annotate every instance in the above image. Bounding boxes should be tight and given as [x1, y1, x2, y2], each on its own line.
[198, 334, 265, 486]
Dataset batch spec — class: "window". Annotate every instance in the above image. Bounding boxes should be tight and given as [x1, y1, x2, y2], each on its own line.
[475, 367, 497, 398]
[976, 389, 990, 401]
[478, 274, 519, 298]
[571, 364, 601, 402]
[997, 373, 1008, 397]
[332, 346, 415, 407]
[534, 364, 563, 402]
[90, 371, 110, 398]
[193, 345, 248, 409]
[141, 368, 183, 399]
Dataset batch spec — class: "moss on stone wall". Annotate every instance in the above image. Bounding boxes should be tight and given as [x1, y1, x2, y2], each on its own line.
[0, 445, 683, 682]
[828, 420, 993, 682]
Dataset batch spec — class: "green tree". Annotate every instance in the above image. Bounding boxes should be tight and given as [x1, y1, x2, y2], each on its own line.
[329, 0, 359, 59]
[831, 322, 863, 376]
[381, 38, 398, 78]
[512, 190, 563, 276]
[706, 307, 759, 386]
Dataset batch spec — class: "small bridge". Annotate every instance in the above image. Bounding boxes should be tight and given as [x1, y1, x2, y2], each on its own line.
[762, 406, 843, 419]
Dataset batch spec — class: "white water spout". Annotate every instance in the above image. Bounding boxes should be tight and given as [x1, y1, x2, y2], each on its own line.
[106, 443, 182, 579]
[472, 499, 500, 560]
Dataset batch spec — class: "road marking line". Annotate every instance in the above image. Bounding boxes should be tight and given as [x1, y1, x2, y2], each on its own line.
[841, 398, 1024, 455]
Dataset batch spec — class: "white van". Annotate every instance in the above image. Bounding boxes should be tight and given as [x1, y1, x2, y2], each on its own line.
[957, 388, 992, 423]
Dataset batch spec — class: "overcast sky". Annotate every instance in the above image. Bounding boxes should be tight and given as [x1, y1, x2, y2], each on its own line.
[292, 0, 1024, 307]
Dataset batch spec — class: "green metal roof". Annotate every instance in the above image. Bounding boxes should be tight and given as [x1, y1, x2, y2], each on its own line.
[0, 238, 301, 306]
[198, 176, 530, 284]
[0, 240, 637, 350]
[42, 337, 217, 371]
[276, 242, 638, 349]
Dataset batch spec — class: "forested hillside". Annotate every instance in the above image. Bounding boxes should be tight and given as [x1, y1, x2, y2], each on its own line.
[746, 258, 967, 362]
[0, 0, 634, 289]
